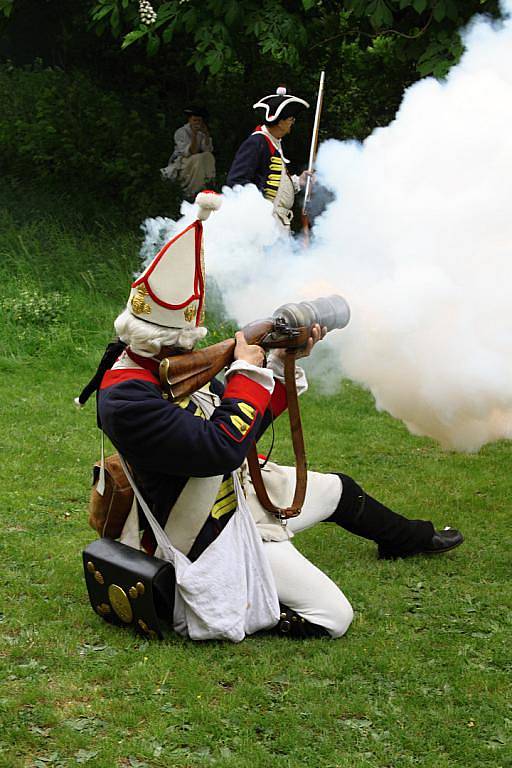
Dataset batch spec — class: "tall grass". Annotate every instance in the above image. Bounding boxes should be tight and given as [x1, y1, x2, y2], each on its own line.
[0, 183, 233, 366]
[0, 195, 135, 361]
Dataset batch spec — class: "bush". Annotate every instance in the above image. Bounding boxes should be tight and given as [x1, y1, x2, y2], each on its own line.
[0, 62, 177, 214]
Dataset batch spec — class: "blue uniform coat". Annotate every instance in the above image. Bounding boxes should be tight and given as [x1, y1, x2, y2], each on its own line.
[97, 363, 287, 560]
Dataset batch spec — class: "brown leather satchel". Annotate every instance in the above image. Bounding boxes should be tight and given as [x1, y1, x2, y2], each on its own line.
[88, 454, 134, 539]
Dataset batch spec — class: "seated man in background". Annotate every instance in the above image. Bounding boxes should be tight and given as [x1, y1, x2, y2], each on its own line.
[161, 106, 216, 200]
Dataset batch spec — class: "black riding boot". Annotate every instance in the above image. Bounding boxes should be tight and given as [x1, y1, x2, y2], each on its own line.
[275, 605, 330, 639]
[326, 474, 435, 558]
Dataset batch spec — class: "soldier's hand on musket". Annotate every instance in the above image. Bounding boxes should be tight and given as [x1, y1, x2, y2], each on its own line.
[272, 323, 327, 362]
[234, 330, 266, 367]
[296, 322, 326, 359]
[298, 170, 315, 189]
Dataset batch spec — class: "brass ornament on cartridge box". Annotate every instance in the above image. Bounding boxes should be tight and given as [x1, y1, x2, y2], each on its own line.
[93, 569, 105, 585]
[108, 584, 134, 623]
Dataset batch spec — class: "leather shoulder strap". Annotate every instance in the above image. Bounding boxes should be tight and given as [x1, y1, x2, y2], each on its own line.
[247, 353, 307, 521]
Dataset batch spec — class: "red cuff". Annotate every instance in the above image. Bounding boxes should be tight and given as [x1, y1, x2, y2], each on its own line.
[223, 373, 271, 416]
[269, 380, 287, 418]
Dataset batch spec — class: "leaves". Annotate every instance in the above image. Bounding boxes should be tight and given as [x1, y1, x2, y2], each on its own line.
[126, 758, 149, 768]
[74, 750, 99, 764]
[433, 1, 447, 22]
[121, 28, 148, 49]
[224, 0, 239, 26]
[344, 0, 368, 15]
[31, 755, 65, 768]
[146, 33, 160, 56]
[0, 0, 14, 18]
[90, 1, 117, 23]
[417, 28, 464, 76]
[86, 0, 501, 79]
[412, 0, 428, 13]
[86, 0, 311, 73]
[63, 716, 106, 733]
[368, 0, 394, 29]
[445, 0, 460, 20]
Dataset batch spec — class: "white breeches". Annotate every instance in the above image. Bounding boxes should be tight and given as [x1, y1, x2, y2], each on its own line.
[179, 152, 216, 197]
[261, 471, 354, 638]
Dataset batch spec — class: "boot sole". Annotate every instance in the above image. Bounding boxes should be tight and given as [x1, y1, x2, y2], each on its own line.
[378, 534, 464, 560]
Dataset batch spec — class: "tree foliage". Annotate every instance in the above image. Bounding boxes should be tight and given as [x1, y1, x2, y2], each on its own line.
[0, 62, 174, 215]
[0, 0, 14, 18]
[0, 0, 503, 217]
[89, 0, 500, 78]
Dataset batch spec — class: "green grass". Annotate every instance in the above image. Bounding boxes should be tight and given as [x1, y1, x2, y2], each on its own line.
[0, 189, 510, 768]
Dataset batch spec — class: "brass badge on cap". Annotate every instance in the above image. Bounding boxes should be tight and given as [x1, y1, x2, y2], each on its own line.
[131, 284, 152, 315]
[184, 305, 197, 323]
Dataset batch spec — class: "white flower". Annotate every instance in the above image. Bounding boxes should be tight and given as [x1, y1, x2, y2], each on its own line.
[139, 0, 157, 25]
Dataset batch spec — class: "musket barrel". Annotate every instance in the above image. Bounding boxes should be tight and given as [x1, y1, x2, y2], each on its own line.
[303, 70, 325, 212]
[272, 294, 350, 333]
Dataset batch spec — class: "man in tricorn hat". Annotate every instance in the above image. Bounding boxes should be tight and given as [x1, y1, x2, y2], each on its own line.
[88, 193, 463, 640]
[226, 87, 311, 229]
[161, 105, 216, 200]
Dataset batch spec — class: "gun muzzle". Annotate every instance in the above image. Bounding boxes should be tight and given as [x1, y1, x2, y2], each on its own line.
[272, 294, 350, 334]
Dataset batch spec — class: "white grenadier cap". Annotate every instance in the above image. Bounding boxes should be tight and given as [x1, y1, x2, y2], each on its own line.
[127, 191, 222, 329]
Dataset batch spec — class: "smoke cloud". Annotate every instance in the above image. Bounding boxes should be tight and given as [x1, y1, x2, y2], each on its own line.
[141, 2, 512, 452]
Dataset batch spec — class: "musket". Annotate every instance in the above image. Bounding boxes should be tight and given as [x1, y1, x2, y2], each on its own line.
[302, 70, 325, 231]
[159, 294, 349, 402]
[159, 295, 350, 522]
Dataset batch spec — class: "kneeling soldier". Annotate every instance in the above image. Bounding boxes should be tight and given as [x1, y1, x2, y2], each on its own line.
[87, 193, 463, 640]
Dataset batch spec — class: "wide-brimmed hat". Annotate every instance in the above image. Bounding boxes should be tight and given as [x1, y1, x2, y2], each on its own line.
[253, 86, 309, 125]
[184, 105, 209, 120]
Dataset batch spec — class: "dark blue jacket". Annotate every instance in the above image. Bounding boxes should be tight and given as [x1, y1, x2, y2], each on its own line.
[226, 130, 284, 202]
[97, 364, 287, 559]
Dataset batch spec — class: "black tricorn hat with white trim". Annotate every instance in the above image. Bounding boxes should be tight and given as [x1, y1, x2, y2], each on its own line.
[184, 104, 209, 120]
[253, 86, 309, 125]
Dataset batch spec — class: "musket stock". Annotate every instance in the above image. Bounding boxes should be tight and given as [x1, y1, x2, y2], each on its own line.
[159, 338, 235, 400]
[159, 319, 309, 400]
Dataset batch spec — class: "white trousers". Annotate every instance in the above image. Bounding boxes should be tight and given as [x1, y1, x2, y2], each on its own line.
[179, 151, 216, 197]
[260, 471, 354, 638]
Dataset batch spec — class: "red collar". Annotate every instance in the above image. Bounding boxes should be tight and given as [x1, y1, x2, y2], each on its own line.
[100, 368, 160, 389]
[253, 125, 276, 155]
[125, 347, 161, 376]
